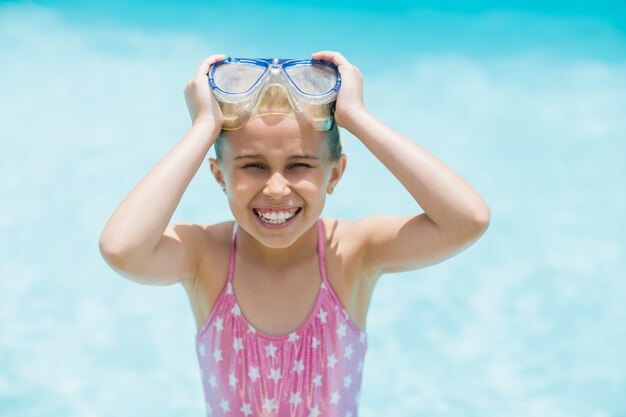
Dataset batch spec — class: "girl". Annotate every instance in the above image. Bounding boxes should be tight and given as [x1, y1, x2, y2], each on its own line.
[99, 51, 490, 417]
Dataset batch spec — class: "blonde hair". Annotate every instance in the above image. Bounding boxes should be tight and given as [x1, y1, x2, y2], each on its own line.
[213, 86, 342, 163]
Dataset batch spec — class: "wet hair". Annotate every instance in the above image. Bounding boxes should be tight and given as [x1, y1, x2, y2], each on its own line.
[212, 85, 343, 164]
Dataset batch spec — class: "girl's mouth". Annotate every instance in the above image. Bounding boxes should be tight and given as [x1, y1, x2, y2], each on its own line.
[252, 207, 302, 228]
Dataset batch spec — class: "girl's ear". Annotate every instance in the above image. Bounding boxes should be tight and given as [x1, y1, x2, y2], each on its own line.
[209, 158, 226, 191]
[327, 154, 347, 194]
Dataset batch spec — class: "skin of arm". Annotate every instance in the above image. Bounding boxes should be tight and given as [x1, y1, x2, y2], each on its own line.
[342, 110, 491, 230]
[312, 50, 491, 231]
[99, 54, 226, 266]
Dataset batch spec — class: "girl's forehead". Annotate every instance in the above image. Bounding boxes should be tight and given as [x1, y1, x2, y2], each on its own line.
[225, 117, 327, 159]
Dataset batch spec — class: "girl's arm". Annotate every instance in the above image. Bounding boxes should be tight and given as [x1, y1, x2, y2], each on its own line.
[312, 51, 490, 279]
[99, 54, 225, 286]
[346, 109, 491, 278]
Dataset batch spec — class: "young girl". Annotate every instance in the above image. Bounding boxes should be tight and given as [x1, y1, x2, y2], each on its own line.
[99, 51, 490, 417]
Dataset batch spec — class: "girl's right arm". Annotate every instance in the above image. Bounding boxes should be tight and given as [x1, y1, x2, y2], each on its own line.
[98, 54, 226, 286]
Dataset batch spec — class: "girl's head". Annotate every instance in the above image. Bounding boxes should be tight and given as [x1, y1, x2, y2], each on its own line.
[208, 86, 346, 249]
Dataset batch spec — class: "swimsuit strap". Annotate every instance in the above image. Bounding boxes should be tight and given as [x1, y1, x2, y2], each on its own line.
[227, 222, 238, 284]
[317, 218, 330, 286]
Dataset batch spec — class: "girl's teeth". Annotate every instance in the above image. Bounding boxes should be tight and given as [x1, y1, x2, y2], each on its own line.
[256, 209, 298, 224]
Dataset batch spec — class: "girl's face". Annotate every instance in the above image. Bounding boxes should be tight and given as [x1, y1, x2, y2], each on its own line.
[209, 115, 346, 249]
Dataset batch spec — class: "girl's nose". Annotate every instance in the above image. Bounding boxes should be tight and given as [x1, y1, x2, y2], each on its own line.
[263, 172, 291, 198]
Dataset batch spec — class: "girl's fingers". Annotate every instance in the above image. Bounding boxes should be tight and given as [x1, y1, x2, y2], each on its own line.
[312, 50, 361, 73]
[195, 54, 227, 78]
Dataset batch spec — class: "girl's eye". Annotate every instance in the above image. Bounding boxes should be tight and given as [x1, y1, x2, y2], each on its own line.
[243, 163, 265, 169]
[242, 163, 312, 169]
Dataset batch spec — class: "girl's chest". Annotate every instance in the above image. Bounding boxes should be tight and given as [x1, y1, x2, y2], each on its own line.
[182, 227, 375, 336]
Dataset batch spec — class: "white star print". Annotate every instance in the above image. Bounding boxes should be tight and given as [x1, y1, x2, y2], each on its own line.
[265, 343, 278, 358]
[208, 374, 217, 388]
[248, 323, 256, 334]
[343, 374, 353, 389]
[219, 398, 230, 413]
[198, 343, 206, 357]
[293, 359, 305, 373]
[229, 371, 238, 389]
[289, 391, 303, 406]
[240, 402, 253, 416]
[206, 400, 213, 416]
[345, 412, 353, 417]
[359, 332, 366, 344]
[268, 367, 282, 384]
[231, 303, 241, 316]
[212, 347, 223, 363]
[327, 353, 337, 369]
[233, 337, 243, 353]
[336, 322, 347, 339]
[307, 405, 321, 417]
[213, 316, 224, 332]
[330, 390, 341, 405]
[226, 283, 233, 294]
[263, 397, 278, 413]
[248, 366, 260, 381]
[311, 336, 320, 349]
[355, 389, 361, 405]
[317, 308, 328, 324]
[288, 331, 300, 343]
[344, 343, 354, 359]
[313, 373, 323, 387]
[342, 309, 349, 321]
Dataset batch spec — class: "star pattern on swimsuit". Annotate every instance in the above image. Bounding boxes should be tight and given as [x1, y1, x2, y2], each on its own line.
[265, 343, 278, 358]
[327, 353, 338, 369]
[262, 397, 279, 413]
[289, 391, 303, 406]
[212, 347, 223, 363]
[344, 343, 354, 359]
[317, 308, 328, 324]
[311, 336, 320, 349]
[213, 317, 224, 333]
[336, 322, 347, 339]
[268, 367, 282, 384]
[240, 402, 253, 416]
[219, 398, 230, 413]
[228, 371, 238, 389]
[231, 303, 241, 317]
[233, 337, 243, 353]
[248, 365, 260, 382]
[307, 405, 321, 417]
[343, 374, 353, 389]
[293, 359, 305, 373]
[208, 373, 217, 388]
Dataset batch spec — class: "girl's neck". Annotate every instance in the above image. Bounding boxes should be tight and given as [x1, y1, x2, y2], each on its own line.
[236, 220, 318, 269]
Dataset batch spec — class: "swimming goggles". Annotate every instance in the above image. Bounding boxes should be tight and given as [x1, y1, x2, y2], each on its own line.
[208, 57, 341, 131]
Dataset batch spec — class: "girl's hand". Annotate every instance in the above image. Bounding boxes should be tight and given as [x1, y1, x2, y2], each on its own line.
[311, 50, 368, 129]
[184, 54, 226, 128]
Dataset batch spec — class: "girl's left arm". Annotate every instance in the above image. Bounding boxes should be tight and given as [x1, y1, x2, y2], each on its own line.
[312, 51, 490, 278]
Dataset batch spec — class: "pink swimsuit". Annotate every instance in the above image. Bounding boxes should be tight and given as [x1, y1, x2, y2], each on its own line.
[195, 218, 368, 417]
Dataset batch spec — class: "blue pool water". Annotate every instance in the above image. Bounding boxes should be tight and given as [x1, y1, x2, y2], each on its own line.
[1, 2, 625, 416]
